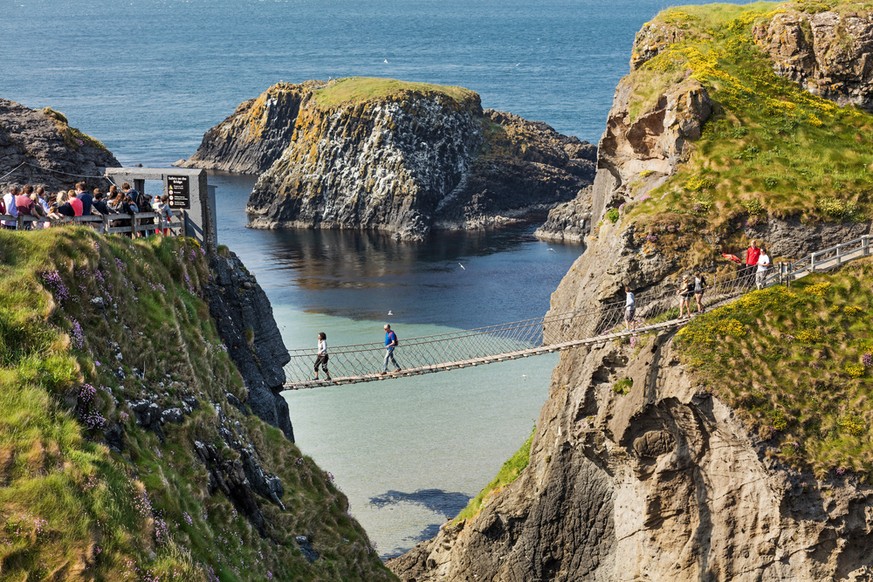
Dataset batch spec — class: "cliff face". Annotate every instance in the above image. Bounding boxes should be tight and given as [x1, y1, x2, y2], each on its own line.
[205, 251, 294, 441]
[0, 231, 392, 580]
[0, 99, 120, 191]
[390, 3, 873, 580]
[179, 82, 319, 174]
[754, 8, 873, 111]
[182, 78, 595, 241]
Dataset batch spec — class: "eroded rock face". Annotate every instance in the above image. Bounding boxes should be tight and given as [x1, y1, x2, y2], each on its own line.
[182, 80, 595, 241]
[179, 82, 320, 174]
[754, 10, 873, 111]
[592, 74, 712, 224]
[0, 99, 120, 191]
[204, 251, 294, 441]
[391, 335, 873, 581]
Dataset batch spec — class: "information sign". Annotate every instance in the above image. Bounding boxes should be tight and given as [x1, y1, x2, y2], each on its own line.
[167, 175, 191, 209]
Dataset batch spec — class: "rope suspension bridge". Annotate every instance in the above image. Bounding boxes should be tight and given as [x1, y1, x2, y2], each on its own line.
[282, 235, 872, 390]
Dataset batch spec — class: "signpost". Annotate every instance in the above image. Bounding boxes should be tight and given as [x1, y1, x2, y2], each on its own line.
[167, 175, 191, 209]
[104, 168, 216, 255]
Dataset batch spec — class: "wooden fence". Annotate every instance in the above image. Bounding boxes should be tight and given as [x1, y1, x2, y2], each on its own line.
[0, 211, 183, 236]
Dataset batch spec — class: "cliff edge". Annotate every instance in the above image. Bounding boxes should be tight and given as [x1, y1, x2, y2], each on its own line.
[182, 77, 596, 241]
[390, 2, 873, 580]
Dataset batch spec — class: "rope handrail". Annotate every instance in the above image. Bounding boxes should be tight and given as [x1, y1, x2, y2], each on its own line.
[282, 234, 871, 389]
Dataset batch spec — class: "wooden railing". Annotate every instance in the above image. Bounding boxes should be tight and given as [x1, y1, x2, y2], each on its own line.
[0, 211, 183, 236]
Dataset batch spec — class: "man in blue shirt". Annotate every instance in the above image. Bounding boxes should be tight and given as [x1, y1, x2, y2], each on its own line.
[75, 181, 93, 216]
[381, 324, 402, 374]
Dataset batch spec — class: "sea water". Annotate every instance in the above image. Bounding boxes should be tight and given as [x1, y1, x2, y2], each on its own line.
[1, 0, 754, 558]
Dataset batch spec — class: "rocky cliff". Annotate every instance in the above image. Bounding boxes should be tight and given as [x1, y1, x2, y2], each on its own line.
[390, 2, 873, 580]
[205, 251, 295, 441]
[754, 6, 873, 112]
[0, 230, 392, 580]
[182, 77, 595, 241]
[0, 99, 120, 191]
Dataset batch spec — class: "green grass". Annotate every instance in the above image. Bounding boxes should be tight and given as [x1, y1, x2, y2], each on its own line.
[675, 258, 873, 479]
[312, 76, 479, 109]
[624, 1, 873, 240]
[453, 428, 534, 524]
[0, 228, 393, 580]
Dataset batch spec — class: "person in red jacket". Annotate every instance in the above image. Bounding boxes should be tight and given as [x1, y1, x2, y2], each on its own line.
[744, 240, 761, 288]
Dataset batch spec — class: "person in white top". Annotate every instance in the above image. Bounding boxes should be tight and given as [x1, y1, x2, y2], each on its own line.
[313, 331, 331, 381]
[624, 284, 636, 331]
[3, 185, 20, 229]
[756, 248, 771, 290]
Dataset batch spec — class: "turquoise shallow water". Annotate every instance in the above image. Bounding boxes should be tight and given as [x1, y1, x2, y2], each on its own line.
[1, 0, 755, 559]
[276, 306, 558, 558]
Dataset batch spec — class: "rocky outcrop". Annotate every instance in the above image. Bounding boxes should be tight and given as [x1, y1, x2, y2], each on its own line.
[591, 73, 712, 226]
[754, 9, 873, 111]
[0, 99, 120, 191]
[533, 186, 592, 243]
[182, 78, 595, 241]
[205, 250, 294, 441]
[178, 82, 321, 174]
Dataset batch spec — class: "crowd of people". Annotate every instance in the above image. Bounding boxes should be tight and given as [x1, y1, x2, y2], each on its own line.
[1, 181, 176, 234]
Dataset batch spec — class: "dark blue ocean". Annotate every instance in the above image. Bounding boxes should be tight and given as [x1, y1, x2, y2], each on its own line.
[1, 0, 753, 558]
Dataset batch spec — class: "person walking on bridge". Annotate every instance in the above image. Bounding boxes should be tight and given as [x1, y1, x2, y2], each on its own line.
[381, 324, 402, 375]
[313, 332, 331, 381]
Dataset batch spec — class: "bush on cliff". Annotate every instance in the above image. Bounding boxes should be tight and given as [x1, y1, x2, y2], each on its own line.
[0, 229, 392, 581]
[676, 258, 873, 479]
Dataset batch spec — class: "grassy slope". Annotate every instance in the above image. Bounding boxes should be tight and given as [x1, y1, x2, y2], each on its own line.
[312, 77, 479, 109]
[452, 429, 534, 524]
[624, 1, 873, 237]
[0, 229, 392, 581]
[676, 258, 873, 478]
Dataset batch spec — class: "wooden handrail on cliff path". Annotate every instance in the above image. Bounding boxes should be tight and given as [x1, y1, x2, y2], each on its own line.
[282, 234, 872, 390]
[0, 211, 182, 236]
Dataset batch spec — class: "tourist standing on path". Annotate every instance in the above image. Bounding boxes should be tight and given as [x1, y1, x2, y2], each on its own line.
[693, 271, 707, 314]
[624, 284, 636, 331]
[3, 186, 19, 229]
[756, 247, 771, 290]
[744, 240, 761, 289]
[75, 182, 93, 216]
[381, 324, 402, 375]
[313, 332, 331, 381]
[677, 274, 694, 319]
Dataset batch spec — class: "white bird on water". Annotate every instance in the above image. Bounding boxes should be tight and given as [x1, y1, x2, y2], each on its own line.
[387, 310, 393, 316]
[383, 59, 389, 64]
[458, 262, 465, 270]
[547, 248, 556, 253]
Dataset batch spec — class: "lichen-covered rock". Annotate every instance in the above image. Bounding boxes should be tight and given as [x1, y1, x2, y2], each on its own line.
[754, 9, 873, 111]
[0, 99, 120, 191]
[182, 78, 595, 241]
[179, 81, 321, 173]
